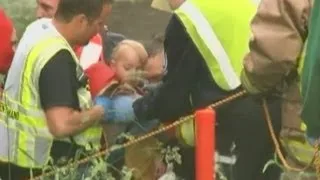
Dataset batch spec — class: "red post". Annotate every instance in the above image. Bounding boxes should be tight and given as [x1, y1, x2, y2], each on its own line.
[195, 108, 215, 180]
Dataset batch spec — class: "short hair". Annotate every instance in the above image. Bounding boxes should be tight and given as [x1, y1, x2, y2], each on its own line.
[144, 33, 165, 57]
[111, 39, 148, 67]
[55, 0, 113, 22]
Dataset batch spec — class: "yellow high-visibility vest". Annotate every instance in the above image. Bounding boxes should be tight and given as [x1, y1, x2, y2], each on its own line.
[175, 0, 256, 91]
[0, 19, 102, 168]
[173, 0, 256, 145]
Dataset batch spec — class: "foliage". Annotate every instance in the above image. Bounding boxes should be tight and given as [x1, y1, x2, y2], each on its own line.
[0, 0, 36, 38]
[263, 154, 318, 180]
[161, 146, 182, 166]
[35, 142, 133, 180]
[30, 134, 185, 180]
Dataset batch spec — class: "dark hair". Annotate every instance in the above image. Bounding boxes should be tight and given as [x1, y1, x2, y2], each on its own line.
[55, 0, 113, 22]
[144, 33, 165, 57]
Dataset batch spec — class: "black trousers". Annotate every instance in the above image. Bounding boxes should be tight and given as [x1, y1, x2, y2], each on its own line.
[216, 95, 282, 180]
[0, 162, 42, 180]
[174, 95, 282, 180]
[0, 141, 84, 180]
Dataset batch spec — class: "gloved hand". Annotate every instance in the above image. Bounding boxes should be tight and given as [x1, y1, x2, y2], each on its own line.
[240, 70, 262, 95]
[108, 95, 139, 124]
[94, 96, 114, 121]
[96, 95, 140, 124]
[133, 88, 159, 122]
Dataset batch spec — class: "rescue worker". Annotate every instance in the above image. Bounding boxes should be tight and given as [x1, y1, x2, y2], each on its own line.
[36, 0, 105, 69]
[36, 0, 125, 68]
[0, 0, 113, 179]
[240, 0, 316, 171]
[133, 0, 282, 179]
[144, 33, 165, 88]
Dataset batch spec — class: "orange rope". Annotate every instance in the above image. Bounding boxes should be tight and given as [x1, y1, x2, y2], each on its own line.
[262, 99, 318, 173]
[31, 90, 246, 180]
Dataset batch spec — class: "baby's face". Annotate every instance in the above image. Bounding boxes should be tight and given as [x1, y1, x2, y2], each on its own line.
[111, 46, 141, 82]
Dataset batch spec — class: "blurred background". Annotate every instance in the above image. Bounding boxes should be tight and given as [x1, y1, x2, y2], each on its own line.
[0, 0, 171, 41]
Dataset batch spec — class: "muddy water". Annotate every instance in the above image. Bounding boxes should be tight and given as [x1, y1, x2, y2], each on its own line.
[108, 0, 171, 41]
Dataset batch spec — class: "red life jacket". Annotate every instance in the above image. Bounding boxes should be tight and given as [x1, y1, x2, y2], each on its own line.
[84, 61, 116, 98]
[74, 34, 116, 98]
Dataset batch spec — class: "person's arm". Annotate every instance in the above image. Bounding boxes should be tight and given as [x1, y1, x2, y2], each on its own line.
[133, 15, 199, 122]
[241, 0, 312, 93]
[39, 50, 104, 138]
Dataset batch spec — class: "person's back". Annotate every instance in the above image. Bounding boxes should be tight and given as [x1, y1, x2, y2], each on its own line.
[173, 1, 282, 179]
[133, 0, 282, 179]
[179, 0, 256, 106]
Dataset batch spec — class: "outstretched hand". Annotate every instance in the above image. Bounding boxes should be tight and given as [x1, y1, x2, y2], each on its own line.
[122, 69, 147, 87]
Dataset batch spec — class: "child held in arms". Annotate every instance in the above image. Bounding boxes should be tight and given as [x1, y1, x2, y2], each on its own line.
[86, 39, 152, 146]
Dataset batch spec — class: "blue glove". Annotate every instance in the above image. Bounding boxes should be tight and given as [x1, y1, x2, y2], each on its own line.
[94, 96, 113, 121]
[108, 95, 138, 123]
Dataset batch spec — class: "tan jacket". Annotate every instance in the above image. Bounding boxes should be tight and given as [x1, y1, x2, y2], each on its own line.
[241, 0, 313, 134]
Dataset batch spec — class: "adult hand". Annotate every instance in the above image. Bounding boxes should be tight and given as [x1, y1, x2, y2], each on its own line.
[240, 69, 282, 102]
[114, 83, 136, 95]
[123, 69, 147, 87]
[97, 95, 140, 124]
[240, 69, 263, 95]
[132, 88, 159, 122]
[109, 95, 138, 124]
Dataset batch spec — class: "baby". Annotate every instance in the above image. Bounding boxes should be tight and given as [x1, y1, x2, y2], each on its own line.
[85, 39, 147, 97]
[90, 40, 152, 144]
[124, 34, 168, 179]
[109, 39, 147, 86]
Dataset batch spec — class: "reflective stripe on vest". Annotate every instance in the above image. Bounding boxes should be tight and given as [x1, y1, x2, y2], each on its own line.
[174, 0, 256, 90]
[77, 34, 103, 70]
[0, 36, 101, 168]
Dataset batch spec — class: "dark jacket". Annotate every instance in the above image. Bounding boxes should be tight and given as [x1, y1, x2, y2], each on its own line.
[133, 14, 240, 122]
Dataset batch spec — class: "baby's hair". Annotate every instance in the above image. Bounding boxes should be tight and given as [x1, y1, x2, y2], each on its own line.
[111, 39, 148, 66]
[144, 33, 165, 58]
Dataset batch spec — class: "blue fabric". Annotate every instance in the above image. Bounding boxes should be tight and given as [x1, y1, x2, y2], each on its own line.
[108, 95, 139, 123]
[95, 95, 139, 123]
[94, 96, 113, 120]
